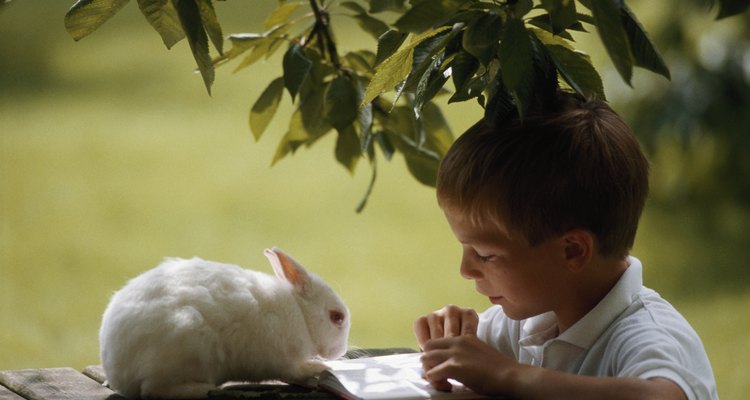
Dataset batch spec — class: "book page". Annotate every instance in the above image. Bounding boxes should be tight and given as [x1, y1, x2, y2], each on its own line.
[320, 353, 482, 400]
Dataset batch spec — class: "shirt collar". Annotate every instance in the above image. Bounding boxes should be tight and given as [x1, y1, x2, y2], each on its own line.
[519, 311, 559, 347]
[555, 256, 643, 349]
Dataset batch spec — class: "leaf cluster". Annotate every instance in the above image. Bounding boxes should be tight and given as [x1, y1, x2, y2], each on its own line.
[64, 0, 750, 211]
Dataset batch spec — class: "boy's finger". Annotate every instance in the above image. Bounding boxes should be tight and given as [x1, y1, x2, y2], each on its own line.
[443, 312, 462, 337]
[421, 336, 454, 351]
[413, 317, 431, 349]
[427, 313, 445, 339]
[421, 355, 455, 392]
[459, 309, 479, 336]
[428, 378, 453, 392]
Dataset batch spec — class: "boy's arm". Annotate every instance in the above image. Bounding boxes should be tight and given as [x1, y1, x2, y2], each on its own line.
[421, 335, 687, 400]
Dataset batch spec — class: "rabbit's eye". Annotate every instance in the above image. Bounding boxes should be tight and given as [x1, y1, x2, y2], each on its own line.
[329, 310, 345, 327]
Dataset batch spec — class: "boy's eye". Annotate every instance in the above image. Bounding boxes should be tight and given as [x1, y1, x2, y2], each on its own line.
[474, 251, 495, 263]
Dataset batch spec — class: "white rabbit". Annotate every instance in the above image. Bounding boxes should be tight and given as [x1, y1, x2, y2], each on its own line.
[99, 247, 350, 399]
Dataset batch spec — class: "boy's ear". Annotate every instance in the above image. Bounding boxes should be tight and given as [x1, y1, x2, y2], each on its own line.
[562, 229, 594, 272]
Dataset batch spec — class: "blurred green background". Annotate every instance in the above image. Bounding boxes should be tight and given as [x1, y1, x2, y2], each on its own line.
[1, 1, 748, 398]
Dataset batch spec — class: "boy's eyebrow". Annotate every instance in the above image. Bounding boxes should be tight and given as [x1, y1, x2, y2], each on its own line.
[459, 230, 509, 246]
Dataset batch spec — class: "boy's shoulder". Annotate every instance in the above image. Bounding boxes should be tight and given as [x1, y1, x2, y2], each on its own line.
[477, 258, 717, 399]
[588, 283, 716, 399]
[599, 283, 703, 356]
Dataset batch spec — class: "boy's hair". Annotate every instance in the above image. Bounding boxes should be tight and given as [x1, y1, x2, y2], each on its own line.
[437, 91, 649, 258]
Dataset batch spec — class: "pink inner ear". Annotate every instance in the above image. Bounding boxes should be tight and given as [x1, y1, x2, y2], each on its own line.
[277, 251, 301, 284]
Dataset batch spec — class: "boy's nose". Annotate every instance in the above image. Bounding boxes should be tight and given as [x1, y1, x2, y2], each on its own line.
[459, 254, 482, 280]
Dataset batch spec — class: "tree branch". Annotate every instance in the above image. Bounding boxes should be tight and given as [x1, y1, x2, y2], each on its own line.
[308, 0, 341, 69]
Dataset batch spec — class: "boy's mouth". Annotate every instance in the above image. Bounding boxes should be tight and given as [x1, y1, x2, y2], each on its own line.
[489, 296, 503, 304]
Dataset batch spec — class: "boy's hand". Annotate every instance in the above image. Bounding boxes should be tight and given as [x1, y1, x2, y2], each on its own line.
[419, 336, 689, 400]
[413, 305, 479, 350]
[419, 334, 517, 394]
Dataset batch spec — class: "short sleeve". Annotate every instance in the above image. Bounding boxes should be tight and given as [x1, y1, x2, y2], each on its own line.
[607, 300, 717, 400]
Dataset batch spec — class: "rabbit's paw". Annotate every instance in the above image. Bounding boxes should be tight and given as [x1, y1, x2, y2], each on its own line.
[288, 360, 329, 381]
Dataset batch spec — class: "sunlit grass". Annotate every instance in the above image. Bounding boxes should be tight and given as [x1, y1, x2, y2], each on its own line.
[1, 2, 748, 399]
[0, 85, 477, 360]
[680, 291, 750, 399]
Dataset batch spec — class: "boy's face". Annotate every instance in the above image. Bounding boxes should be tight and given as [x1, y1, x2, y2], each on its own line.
[443, 207, 567, 321]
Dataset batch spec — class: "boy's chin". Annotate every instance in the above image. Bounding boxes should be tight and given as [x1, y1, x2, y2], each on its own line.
[493, 301, 541, 321]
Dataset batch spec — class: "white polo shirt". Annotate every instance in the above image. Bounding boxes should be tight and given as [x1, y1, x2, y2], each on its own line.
[477, 257, 717, 400]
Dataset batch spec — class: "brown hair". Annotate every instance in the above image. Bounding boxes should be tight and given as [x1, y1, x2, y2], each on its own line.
[437, 91, 649, 258]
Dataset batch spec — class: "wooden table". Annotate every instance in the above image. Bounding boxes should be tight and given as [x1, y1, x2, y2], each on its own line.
[0, 348, 416, 399]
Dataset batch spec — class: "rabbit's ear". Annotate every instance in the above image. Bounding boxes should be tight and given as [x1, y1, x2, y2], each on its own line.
[264, 247, 310, 289]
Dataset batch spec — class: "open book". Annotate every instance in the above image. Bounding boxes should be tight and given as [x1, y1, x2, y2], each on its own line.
[312, 353, 487, 400]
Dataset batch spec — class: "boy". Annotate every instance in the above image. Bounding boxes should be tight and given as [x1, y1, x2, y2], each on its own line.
[414, 91, 717, 399]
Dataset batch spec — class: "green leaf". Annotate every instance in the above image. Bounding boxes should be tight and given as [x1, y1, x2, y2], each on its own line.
[381, 106, 446, 186]
[271, 109, 312, 165]
[374, 30, 408, 67]
[363, 27, 451, 107]
[65, 0, 130, 41]
[498, 17, 534, 118]
[282, 43, 312, 101]
[449, 50, 479, 94]
[545, 44, 604, 99]
[413, 54, 450, 118]
[355, 159, 378, 213]
[527, 14, 575, 40]
[511, 0, 534, 17]
[394, 0, 469, 33]
[374, 131, 395, 161]
[590, 0, 634, 85]
[175, 0, 214, 94]
[404, 28, 456, 92]
[363, 47, 415, 106]
[325, 75, 360, 131]
[136, 0, 184, 48]
[299, 79, 334, 143]
[528, 31, 560, 104]
[343, 50, 376, 74]
[353, 13, 391, 40]
[539, 0, 578, 34]
[228, 37, 271, 70]
[369, 0, 406, 13]
[232, 26, 291, 72]
[394, 136, 441, 186]
[352, 77, 374, 151]
[449, 74, 487, 103]
[462, 11, 502, 66]
[335, 125, 362, 174]
[576, 12, 595, 25]
[620, 3, 670, 80]
[264, 1, 303, 30]
[272, 117, 306, 166]
[250, 77, 285, 141]
[484, 72, 516, 126]
[213, 33, 263, 67]
[340, 1, 367, 14]
[342, 2, 390, 40]
[420, 102, 454, 156]
[197, 0, 223, 55]
[529, 25, 573, 49]
[716, 0, 750, 19]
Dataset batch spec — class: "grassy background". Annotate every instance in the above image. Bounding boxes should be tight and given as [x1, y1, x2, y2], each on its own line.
[1, 2, 748, 398]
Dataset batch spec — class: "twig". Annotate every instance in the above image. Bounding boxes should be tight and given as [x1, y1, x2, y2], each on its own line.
[308, 0, 342, 69]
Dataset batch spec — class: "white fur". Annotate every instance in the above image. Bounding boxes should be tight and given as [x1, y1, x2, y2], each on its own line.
[100, 247, 350, 399]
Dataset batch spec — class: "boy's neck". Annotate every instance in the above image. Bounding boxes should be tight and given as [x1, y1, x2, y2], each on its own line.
[554, 256, 630, 333]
